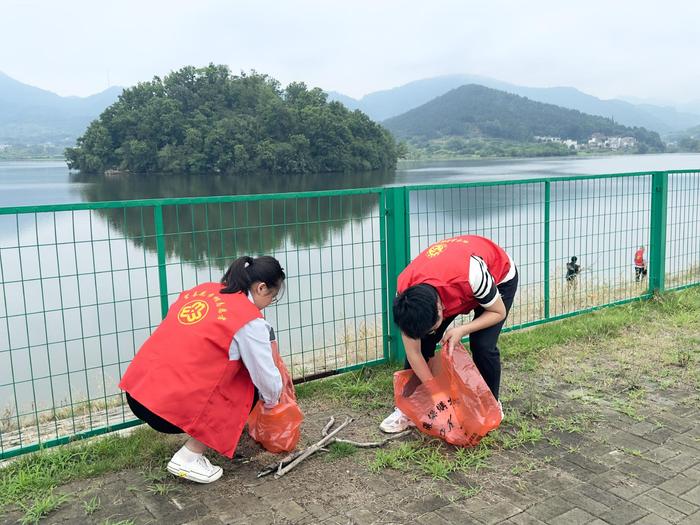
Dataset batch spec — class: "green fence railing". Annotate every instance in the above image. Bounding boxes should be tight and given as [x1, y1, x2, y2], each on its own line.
[1, 169, 699, 459]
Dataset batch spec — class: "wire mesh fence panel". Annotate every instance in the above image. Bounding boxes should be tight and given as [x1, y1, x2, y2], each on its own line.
[0, 207, 162, 457]
[548, 174, 653, 316]
[0, 189, 386, 458]
[666, 172, 700, 290]
[159, 193, 386, 381]
[406, 182, 545, 330]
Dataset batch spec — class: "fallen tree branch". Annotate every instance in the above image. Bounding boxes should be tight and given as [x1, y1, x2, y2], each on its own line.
[257, 449, 304, 478]
[256, 415, 414, 478]
[258, 416, 337, 477]
[334, 429, 414, 448]
[256, 417, 351, 478]
[274, 417, 353, 478]
[321, 416, 335, 436]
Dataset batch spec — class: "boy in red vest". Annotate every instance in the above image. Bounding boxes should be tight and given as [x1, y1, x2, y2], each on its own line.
[120, 256, 286, 483]
[380, 235, 518, 433]
[634, 246, 648, 282]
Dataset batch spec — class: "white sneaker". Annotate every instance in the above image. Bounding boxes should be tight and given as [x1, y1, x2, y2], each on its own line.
[380, 407, 415, 433]
[498, 400, 504, 421]
[167, 447, 223, 484]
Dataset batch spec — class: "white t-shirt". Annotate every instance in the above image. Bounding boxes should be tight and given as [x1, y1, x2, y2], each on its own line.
[228, 294, 283, 407]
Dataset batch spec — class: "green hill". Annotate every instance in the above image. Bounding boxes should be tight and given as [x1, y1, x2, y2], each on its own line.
[383, 84, 664, 157]
[66, 65, 398, 175]
[328, 74, 700, 133]
[669, 124, 700, 152]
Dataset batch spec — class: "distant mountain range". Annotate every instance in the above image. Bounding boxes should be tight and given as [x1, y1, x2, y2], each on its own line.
[383, 84, 664, 151]
[328, 74, 700, 135]
[0, 71, 122, 145]
[1, 70, 698, 149]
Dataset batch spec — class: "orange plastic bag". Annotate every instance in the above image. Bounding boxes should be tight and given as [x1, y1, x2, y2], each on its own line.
[394, 342, 501, 446]
[247, 341, 304, 453]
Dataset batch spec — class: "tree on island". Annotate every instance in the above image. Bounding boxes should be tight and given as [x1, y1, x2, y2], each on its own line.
[66, 65, 399, 175]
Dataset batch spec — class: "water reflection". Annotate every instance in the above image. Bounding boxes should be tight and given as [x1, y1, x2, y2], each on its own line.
[71, 169, 396, 200]
[72, 170, 395, 266]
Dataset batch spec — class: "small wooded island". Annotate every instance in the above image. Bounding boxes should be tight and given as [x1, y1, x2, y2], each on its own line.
[66, 64, 399, 175]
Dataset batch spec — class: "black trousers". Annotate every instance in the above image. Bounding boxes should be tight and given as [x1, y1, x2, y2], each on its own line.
[125, 388, 261, 435]
[635, 266, 648, 281]
[403, 270, 519, 400]
[126, 392, 184, 434]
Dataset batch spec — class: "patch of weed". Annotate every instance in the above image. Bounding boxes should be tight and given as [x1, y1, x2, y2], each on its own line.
[324, 441, 358, 461]
[510, 460, 539, 476]
[621, 448, 643, 457]
[453, 446, 490, 472]
[613, 400, 645, 422]
[456, 485, 482, 498]
[417, 448, 453, 480]
[18, 491, 69, 524]
[82, 495, 101, 516]
[368, 442, 422, 473]
[147, 483, 174, 496]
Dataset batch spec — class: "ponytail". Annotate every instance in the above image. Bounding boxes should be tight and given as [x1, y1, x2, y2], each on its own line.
[220, 255, 285, 296]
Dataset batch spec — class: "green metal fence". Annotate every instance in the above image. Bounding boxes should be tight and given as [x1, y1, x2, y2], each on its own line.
[1, 169, 699, 459]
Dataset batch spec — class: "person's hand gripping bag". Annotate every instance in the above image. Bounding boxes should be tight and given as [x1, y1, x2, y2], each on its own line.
[247, 341, 304, 453]
[393, 343, 501, 446]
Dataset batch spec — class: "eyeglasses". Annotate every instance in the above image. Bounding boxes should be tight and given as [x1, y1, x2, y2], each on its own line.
[269, 288, 284, 305]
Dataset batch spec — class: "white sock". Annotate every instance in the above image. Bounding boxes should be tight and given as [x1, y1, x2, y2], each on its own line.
[173, 444, 202, 463]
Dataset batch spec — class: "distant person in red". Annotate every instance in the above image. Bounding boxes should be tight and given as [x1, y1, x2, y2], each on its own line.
[634, 246, 648, 282]
[380, 235, 518, 433]
[120, 256, 285, 483]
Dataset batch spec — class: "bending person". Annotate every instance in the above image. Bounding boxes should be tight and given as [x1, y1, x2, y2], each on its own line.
[381, 235, 518, 433]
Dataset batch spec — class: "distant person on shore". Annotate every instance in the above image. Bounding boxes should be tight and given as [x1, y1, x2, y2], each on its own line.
[120, 256, 285, 483]
[565, 256, 582, 289]
[634, 246, 648, 282]
[380, 234, 517, 433]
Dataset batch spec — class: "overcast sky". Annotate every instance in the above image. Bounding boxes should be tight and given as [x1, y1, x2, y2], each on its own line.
[2, 0, 698, 103]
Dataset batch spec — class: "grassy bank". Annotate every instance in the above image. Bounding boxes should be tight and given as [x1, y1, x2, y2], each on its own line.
[2, 287, 699, 523]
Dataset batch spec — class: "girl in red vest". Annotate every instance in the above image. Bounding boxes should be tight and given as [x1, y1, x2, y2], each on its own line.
[381, 235, 518, 433]
[119, 256, 285, 483]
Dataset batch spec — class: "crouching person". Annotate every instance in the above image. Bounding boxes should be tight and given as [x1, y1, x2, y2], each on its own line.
[119, 256, 285, 483]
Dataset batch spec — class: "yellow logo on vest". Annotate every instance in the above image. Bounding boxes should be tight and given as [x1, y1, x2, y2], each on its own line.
[178, 299, 210, 325]
[426, 243, 446, 258]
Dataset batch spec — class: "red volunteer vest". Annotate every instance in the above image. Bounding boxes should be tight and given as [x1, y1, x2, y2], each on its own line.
[634, 250, 645, 266]
[119, 283, 262, 457]
[397, 235, 511, 317]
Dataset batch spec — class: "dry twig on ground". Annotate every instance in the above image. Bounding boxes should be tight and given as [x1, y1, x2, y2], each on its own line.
[257, 416, 414, 478]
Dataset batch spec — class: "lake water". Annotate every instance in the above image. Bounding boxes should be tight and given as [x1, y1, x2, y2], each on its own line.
[1, 154, 699, 423]
[2, 153, 700, 207]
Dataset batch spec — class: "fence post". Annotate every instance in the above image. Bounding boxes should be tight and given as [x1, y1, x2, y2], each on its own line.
[543, 181, 551, 319]
[383, 187, 410, 364]
[154, 205, 169, 318]
[649, 171, 668, 294]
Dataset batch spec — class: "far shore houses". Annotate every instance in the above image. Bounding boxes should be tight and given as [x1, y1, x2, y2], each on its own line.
[534, 134, 637, 151]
